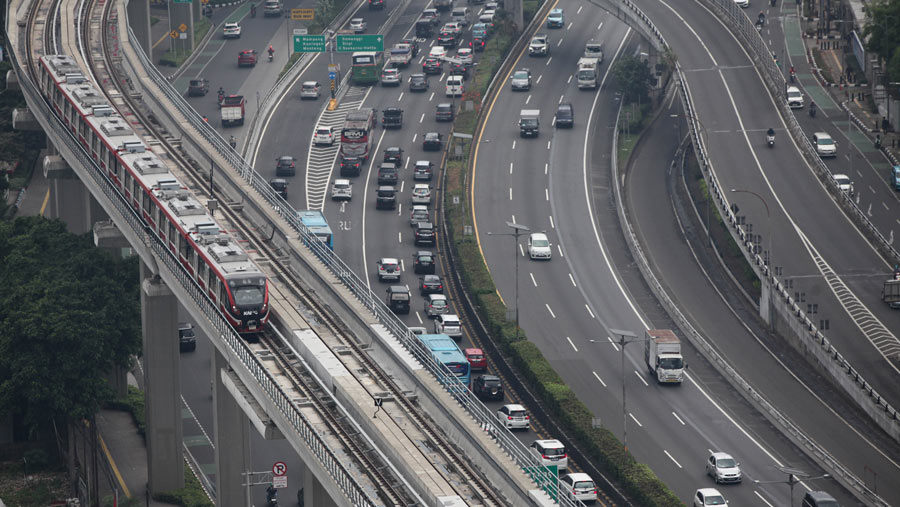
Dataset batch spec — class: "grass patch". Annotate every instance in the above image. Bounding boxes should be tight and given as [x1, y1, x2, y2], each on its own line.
[309, 0, 354, 34]
[0, 459, 68, 505]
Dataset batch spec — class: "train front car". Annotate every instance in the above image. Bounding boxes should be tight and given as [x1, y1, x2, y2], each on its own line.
[222, 273, 269, 334]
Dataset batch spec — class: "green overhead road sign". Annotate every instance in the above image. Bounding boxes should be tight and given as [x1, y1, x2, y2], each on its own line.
[293, 35, 326, 53]
[336, 34, 384, 52]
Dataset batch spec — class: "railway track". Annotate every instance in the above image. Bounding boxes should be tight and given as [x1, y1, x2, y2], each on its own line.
[20, 0, 513, 503]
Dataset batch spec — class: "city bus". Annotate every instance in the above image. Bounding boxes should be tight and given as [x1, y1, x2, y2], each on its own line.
[350, 51, 383, 85]
[340, 108, 376, 167]
[414, 333, 471, 388]
[297, 210, 334, 250]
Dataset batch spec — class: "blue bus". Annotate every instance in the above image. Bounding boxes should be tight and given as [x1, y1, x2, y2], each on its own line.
[297, 210, 334, 251]
[415, 333, 471, 388]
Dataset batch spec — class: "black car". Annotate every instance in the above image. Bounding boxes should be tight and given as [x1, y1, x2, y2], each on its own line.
[188, 78, 209, 96]
[375, 186, 396, 209]
[435, 103, 454, 122]
[377, 164, 399, 185]
[472, 375, 504, 401]
[382, 107, 403, 128]
[410, 73, 429, 92]
[437, 32, 458, 48]
[471, 36, 486, 52]
[415, 19, 434, 38]
[386, 285, 410, 314]
[556, 102, 574, 128]
[423, 132, 443, 151]
[413, 251, 436, 274]
[275, 156, 296, 176]
[449, 63, 469, 80]
[178, 322, 196, 352]
[384, 146, 404, 167]
[419, 274, 443, 295]
[423, 58, 443, 75]
[400, 38, 420, 56]
[414, 221, 436, 245]
[269, 178, 288, 199]
[340, 156, 361, 176]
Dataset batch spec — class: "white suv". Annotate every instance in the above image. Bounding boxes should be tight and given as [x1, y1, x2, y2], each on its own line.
[560, 473, 598, 503]
[313, 126, 334, 146]
[331, 179, 352, 200]
[497, 404, 530, 430]
[376, 258, 401, 282]
[411, 184, 432, 205]
[434, 313, 462, 339]
[529, 439, 567, 470]
[786, 86, 804, 108]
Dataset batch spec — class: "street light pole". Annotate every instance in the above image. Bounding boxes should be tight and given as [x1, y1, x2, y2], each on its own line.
[592, 329, 639, 453]
[486, 221, 531, 339]
[753, 468, 831, 507]
[730, 188, 772, 271]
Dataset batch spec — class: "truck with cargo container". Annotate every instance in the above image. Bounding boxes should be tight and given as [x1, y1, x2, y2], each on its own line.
[576, 57, 600, 89]
[220, 95, 245, 127]
[644, 329, 684, 384]
[883, 266, 900, 309]
[518, 109, 540, 138]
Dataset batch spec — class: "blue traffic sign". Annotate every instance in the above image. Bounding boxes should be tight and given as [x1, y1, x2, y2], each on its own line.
[329, 71, 337, 80]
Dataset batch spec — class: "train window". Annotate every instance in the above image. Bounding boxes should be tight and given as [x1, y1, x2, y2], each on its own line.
[142, 191, 151, 213]
[218, 284, 226, 305]
[91, 133, 99, 155]
[133, 180, 140, 204]
[180, 235, 191, 259]
[186, 247, 195, 269]
[108, 151, 115, 170]
[168, 222, 176, 245]
[207, 267, 216, 292]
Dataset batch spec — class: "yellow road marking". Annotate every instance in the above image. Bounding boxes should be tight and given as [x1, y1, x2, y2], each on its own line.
[39, 188, 49, 216]
[99, 433, 132, 498]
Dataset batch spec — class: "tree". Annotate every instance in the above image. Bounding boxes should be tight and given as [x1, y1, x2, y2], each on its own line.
[863, 0, 900, 82]
[612, 55, 654, 104]
[0, 217, 141, 433]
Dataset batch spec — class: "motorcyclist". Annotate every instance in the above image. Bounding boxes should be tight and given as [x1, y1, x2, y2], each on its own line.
[809, 100, 817, 117]
[758, 11, 765, 24]
[268, 45, 275, 59]
[766, 128, 775, 145]
[217, 86, 225, 100]
[229, 135, 237, 149]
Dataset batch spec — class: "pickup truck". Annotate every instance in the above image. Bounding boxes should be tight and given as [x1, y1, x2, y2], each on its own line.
[220, 95, 245, 127]
[389, 44, 412, 67]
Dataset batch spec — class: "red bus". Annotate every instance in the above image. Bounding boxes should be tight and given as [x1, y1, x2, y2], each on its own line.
[339, 108, 376, 176]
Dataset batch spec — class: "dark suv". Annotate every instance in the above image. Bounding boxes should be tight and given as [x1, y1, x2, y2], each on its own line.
[414, 222, 435, 245]
[556, 102, 574, 128]
[410, 73, 429, 92]
[377, 164, 399, 185]
[435, 103, 454, 122]
[473, 375, 504, 401]
[413, 250, 436, 274]
[275, 156, 296, 176]
[423, 58, 442, 74]
[179, 322, 196, 352]
[269, 178, 288, 199]
[419, 274, 443, 295]
[386, 285, 411, 314]
[376, 186, 397, 209]
[384, 147, 404, 167]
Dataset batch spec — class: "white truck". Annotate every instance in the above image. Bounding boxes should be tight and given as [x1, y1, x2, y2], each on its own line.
[389, 43, 412, 67]
[576, 57, 600, 90]
[220, 95, 245, 127]
[644, 329, 684, 384]
[435, 0, 452, 11]
[883, 267, 900, 309]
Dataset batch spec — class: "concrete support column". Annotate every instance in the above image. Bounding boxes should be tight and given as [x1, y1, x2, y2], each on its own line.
[126, 0, 152, 56]
[213, 348, 251, 507]
[760, 278, 772, 326]
[302, 469, 338, 507]
[141, 261, 184, 493]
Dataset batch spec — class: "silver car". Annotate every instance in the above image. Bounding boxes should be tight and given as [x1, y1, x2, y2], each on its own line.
[331, 179, 352, 200]
[705, 452, 742, 484]
[376, 257, 400, 282]
[300, 81, 320, 99]
[511, 69, 532, 91]
[497, 404, 530, 430]
[410, 205, 430, 226]
[411, 184, 432, 205]
[350, 17, 367, 33]
[381, 68, 402, 86]
[424, 294, 449, 318]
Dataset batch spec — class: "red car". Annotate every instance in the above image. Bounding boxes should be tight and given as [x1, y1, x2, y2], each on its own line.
[238, 49, 258, 67]
[464, 348, 487, 371]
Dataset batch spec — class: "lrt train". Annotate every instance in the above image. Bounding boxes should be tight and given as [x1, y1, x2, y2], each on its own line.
[37, 55, 269, 334]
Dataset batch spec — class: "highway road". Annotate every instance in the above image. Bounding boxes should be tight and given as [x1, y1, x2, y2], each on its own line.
[470, 0, 883, 505]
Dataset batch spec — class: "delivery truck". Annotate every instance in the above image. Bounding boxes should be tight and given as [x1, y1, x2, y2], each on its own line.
[518, 109, 540, 138]
[220, 95, 245, 127]
[644, 329, 684, 384]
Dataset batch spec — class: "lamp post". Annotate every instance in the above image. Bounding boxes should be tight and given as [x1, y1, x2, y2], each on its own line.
[753, 467, 830, 507]
[730, 188, 773, 272]
[591, 329, 640, 453]
[486, 221, 530, 339]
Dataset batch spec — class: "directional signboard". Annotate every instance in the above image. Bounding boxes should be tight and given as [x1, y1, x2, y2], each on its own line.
[336, 34, 384, 52]
[293, 34, 326, 53]
[291, 8, 314, 20]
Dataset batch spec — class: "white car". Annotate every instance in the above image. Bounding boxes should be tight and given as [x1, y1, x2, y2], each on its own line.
[313, 126, 334, 146]
[434, 313, 462, 339]
[456, 48, 473, 65]
[223, 22, 241, 38]
[479, 10, 496, 24]
[497, 404, 530, 430]
[786, 86, 804, 108]
[429, 45, 447, 60]
[409, 326, 427, 335]
[300, 81, 321, 100]
[733, 0, 749, 7]
[527, 232, 552, 260]
[833, 173, 854, 195]
[529, 439, 568, 470]
[693, 488, 727, 506]
[331, 179, 352, 200]
[441, 22, 462, 35]
[813, 132, 837, 157]
[529, 34, 549, 56]
[411, 184, 432, 204]
[560, 473, 598, 503]
[377, 257, 401, 282]
[706, 452, 742, 484]
[446, 75, 464, 97]
[350, 17, 367, 33]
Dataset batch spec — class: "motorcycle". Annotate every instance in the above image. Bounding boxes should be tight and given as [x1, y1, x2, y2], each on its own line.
[217, 90, 225, 107]
[268, 51, 274, 62]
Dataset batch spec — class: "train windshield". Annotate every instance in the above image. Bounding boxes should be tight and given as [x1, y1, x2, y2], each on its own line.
[232, 278, 265, 306]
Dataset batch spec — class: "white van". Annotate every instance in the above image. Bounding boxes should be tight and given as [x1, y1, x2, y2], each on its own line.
[451, 7, 471, 26]
[530, 439, 568, 470]
[445, 75, 464, 97]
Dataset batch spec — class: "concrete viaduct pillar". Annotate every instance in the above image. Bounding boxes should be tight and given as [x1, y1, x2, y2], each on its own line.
[127, 0, 153, 56]
[212, 348, 252, 507]
[140, 261, 185, 493]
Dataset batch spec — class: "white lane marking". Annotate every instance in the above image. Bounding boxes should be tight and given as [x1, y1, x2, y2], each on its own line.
[672, 412, 686, 425]
[882, 201, 889, 210]
[754, 491, 776, 507]
[398, 202, 403, 215]
[567, 74, 573, 84]
[593, 371, 607, 387]
[512, 140, 517, 150]
[399, 181, 405, 193]
[557, 244, 564, 257]
[559, 94, 564, 104]
[566, 336, 578, 352]
[419, 113, 425, 123]
[663, 450, 682, 468]
[526, 95, 532, 104]
[552, 116, 556, 127]
[509, 162, 514, 174]
[511, 214, 517, 224]
[608, 335, 620, 352]
[545, 188, 549, 200]
[585, 304, 595, 319]
[629, 413, 642, 427]
[412, 133, 418, 143]
[530, 272, 537, 286]
[428, 92, 435, 101]
[544, 163, 549, 175]
[519, 243, 525, 257]
[568, 273, 576, 286]
[398, 231, 402, 243]
[549, 215, 555, 228]
[546, 56, 553, 66]
[577, 5, 583, 13]
[547, 140, 551, 149]
[440, 73, 446, 82]
[400, 259, 405, 272]
[405, 156, 410, 169]
[635, 371, 649, 386]
[597, 22, 602, 29]
[545, 304, 556, 318]
[415, 312, 423, 324]
[557, 38, 563, 47]
[509, 187, 512, 201]
[397, 92, 404, 101]
[566, 22, 572, 30]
